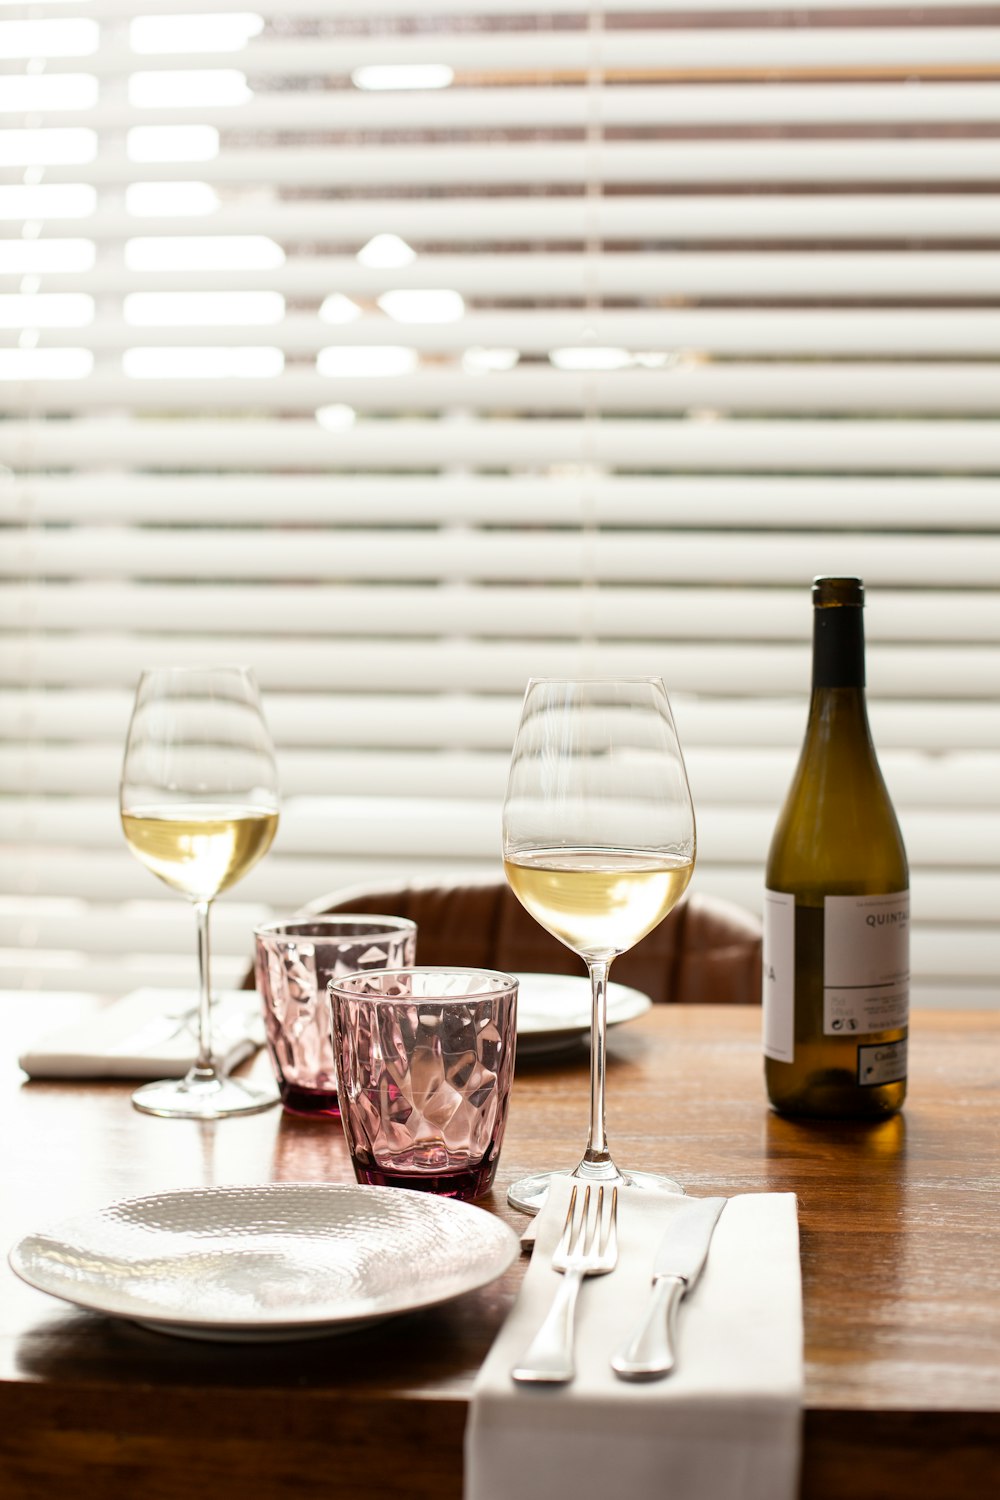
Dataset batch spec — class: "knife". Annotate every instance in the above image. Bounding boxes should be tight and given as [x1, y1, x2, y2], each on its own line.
[610, 1195, 727, 1381]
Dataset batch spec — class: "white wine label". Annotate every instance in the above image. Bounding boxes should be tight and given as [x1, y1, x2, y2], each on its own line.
[823, 891, 910, 1037]
[763, 889, 795, 1061]
[857, 1038, 908, 1087]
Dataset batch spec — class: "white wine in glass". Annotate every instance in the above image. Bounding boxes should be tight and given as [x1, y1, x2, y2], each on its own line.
[120, 666, 280, 1119]
[502, 678, 696, 1214]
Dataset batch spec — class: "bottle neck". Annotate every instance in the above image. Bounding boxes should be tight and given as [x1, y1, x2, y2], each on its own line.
[812, 605, 866, 691]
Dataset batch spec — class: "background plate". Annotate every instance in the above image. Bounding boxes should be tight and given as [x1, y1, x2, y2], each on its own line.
[515, 972, 652, 1057]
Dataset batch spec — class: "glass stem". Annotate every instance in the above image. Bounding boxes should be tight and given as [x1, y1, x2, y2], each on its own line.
[193, 899, 216, 1076]
[582, 957, 612, 1170]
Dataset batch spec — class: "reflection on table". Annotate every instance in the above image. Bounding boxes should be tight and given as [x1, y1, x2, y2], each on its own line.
[2, 994, 998, 1500]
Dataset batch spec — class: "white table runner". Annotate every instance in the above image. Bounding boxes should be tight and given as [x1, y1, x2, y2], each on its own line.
[466, 1179, 802, 1500]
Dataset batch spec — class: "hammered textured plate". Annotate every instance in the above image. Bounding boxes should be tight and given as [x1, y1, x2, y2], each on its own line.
[516, 973, 652, 1058]
[8, 1182, 519, 1342]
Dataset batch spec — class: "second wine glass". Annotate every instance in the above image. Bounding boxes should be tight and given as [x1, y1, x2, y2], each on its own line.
[120, 665, 280, 1119]
[502, 678, 696, 1213]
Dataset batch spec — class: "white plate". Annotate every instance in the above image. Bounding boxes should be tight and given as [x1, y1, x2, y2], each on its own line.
[515, 972, 652, 1057]
[8, 1182, 519, 1343]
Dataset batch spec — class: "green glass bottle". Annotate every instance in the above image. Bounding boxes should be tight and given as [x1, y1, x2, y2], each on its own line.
[763, 577, 909, 1118]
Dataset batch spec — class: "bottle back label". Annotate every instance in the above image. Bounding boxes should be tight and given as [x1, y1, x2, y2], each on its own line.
[823, 891, 910, 1037]
[857, 1038, 908, 1087]
[763, 888, 909, 1063]
[762, 889, 796, 1062]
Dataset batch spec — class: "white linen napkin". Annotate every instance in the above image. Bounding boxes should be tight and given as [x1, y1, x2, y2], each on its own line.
[465, 1178, 802, 1500]
[17, 988, 265, 1080]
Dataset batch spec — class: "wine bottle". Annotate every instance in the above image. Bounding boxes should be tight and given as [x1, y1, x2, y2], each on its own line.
[763, 577, 909, 1118]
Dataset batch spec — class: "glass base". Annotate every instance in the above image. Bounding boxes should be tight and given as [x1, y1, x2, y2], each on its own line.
[279, 1083, 341, 1119]
[506, 1165, 685, 1216]
[352, 1157, 498, 1202]
[132, 1070, 280, 1120]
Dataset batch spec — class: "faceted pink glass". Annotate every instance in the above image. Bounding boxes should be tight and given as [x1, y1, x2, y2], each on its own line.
[253, 917, 417, 1116]
[329, 967, 518, 1201]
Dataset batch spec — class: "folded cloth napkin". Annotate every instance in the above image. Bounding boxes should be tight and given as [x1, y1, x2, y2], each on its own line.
[465, 1178, 802, 1500]
[17, 988, 265, 1080]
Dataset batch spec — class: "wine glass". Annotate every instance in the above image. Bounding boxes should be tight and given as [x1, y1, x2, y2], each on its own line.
[502, 678, 696, 1213]
[120, 666, 281, 1119]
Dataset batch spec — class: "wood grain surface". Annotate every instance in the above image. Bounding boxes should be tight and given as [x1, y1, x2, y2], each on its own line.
[1, 996, 997, 1500]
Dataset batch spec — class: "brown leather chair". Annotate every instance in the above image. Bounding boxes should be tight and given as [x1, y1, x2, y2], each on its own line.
[257, 876, 761, 1006]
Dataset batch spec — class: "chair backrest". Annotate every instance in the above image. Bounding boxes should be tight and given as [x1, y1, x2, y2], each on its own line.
[277, 877, 762, 1005]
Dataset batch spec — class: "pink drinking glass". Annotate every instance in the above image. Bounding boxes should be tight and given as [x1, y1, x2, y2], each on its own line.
[329, 966, 518, 1201]
[253, 915, 417, 1116]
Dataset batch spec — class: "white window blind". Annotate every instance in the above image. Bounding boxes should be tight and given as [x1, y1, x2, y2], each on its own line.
[2, 1, 999, 1006]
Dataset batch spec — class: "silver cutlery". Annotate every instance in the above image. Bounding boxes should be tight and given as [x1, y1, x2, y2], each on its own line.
[611, 1195, 727, 1381]
[511, 1183, 618, 1385]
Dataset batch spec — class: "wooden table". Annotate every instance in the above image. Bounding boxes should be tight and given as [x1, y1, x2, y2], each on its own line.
[1, 997, 998, 1500]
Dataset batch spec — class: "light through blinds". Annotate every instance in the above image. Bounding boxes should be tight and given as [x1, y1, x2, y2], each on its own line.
[2, 1, 999, 1005]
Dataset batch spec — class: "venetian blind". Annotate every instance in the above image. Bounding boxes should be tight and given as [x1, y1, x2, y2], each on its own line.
[2, 0, 999, 1006]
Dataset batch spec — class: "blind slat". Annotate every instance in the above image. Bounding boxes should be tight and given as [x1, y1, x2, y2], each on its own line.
[8, 476, 1000, 527]
[6, 583, 1000, 639]
[4, 690, 1000, 753]
[33, 29, 1000, 77]
[35, 139, 1000, 188]
[25, 310, 1000, 358]
[29, 0, 998, 17]
[6, 419, 1000, 469]
[34, 200, 1000, 244]
[3, 640, 999, 698]
[0, 902, 270, 957]
[15, 253, 1000, 298]
[9, 366, 1000, 416]
[7, 797, 1000, 869]
[74, 82, 1000, 133]
[36, 0, 1000, 17]
[9, 529, 1000, 584]
[4, 744, 998, 811]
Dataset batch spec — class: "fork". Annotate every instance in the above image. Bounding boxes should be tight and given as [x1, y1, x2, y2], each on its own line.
[510, 1183, 619, 1385]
